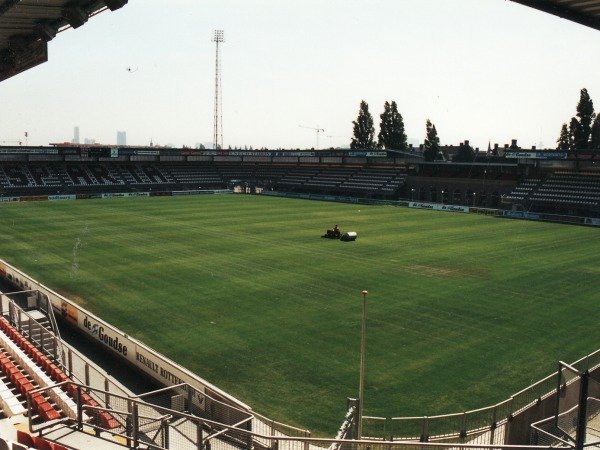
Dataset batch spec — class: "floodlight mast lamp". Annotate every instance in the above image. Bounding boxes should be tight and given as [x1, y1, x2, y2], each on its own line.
[213, 29, 224, 151]
[357, 290, 368, 439]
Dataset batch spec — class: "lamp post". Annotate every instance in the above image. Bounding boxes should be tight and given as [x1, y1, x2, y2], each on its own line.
[411, 188, 415, 201]
[357, 290, 368, 439]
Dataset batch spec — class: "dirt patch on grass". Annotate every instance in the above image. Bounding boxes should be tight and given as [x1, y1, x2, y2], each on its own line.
[404, 264, 490, 279]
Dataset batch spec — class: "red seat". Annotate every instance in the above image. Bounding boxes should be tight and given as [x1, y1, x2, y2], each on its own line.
[37, 401, 61, 422]
[42, 408, 61, 421]
[53, 368, 68, 382]
[32, 435, 54, 450]
[52, 444, 70, 450]
[42, 359, 52, 372]
[11, 371, 25, 385]
[20, 381, 35, 394]
[16, 430, 34, 447]
[5, 365, 18, 378]
[32, 350, 45, 364]
[99, 411, 121, 429]
[65, 383, 77, 396]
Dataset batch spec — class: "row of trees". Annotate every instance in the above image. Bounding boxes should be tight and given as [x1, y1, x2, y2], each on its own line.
[350, 100, 441, 161]
[557, 88, 600, 150]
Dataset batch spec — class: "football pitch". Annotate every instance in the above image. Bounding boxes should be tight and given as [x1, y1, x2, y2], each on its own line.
[0, 194, 598, 435]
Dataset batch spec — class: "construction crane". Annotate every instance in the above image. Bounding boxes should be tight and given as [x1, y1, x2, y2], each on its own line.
[299, 125, 324, 150]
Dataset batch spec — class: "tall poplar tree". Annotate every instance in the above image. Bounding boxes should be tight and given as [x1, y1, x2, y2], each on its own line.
[351, 100, 375, 149]
[576, 88, 595, 149]
[556, 123, 571, 150]
[378, 101, 407, 150]
[570, 117, 583, 150]
[591, 116, 600, 150]
[423, 119, 440, 161]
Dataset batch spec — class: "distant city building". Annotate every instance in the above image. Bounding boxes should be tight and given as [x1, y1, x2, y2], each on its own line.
[116, 131, 126, 146]
[72, 126, 80, 144]
[84, 138, 96, 145]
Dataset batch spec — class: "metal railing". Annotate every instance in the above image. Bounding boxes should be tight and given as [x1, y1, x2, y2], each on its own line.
[27, 381, 562, 450]
[361, 348, 600, 443]
[1, 293, 132, 402]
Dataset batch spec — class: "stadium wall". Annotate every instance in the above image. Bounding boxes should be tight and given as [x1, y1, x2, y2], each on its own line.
[0, 258, 252, 414]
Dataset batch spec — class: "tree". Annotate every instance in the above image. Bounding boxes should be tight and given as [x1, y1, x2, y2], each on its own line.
[570, 117, 583, 150]
[423, 119, 440, 162]
[591, 116, 600, 150]
[351, 100, 375, 149]
[576, 88, 595, 149]
[557, 123, 571, 150]
[378, 101, 407, 150]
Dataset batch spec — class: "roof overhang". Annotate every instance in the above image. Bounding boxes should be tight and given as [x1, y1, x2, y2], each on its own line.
[0, 0, 127, 83]
[509, 0, 600, 31]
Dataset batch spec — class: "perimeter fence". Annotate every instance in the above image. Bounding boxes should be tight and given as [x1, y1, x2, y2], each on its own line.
[28, 381, 561, 450]
[361, 349, 600, 444]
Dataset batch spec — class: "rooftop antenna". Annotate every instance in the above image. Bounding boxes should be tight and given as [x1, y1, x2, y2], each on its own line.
[299, 125, 324, 149]
[213, 29, 224, 150]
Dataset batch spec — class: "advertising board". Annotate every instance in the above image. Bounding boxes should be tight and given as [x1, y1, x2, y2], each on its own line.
[408, 202, 470, 213]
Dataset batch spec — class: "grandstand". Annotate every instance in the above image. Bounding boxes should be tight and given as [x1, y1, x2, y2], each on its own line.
[0, 145, 598, 221]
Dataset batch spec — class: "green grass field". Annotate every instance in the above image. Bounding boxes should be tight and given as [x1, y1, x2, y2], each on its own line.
[0, 194, 598, 435]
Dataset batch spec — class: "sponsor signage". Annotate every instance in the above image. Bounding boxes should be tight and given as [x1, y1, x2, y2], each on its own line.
[502, 210, 541, 220]
[0, 197, 18, 202]
[135, 150, 159, 156]
[348, 151, 387, 157]
[59, 301, 78, 324]
[48, 195, 76, 201]
[101, 192, 150, 198]
[505, 151, 567, 160]
[82, 316, 129, 356]
[110, 148, 119, 157]
[409, 202, 470, 213]
[0, 148, 58, 155]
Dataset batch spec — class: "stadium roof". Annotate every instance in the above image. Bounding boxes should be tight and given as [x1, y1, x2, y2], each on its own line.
[0, 0, 127, 82]
[510, 0, 600, 31]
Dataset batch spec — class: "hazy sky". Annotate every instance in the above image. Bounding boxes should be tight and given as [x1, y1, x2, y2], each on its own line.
[2, 0, 600, 150]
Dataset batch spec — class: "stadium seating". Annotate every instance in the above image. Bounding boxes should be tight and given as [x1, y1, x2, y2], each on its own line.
[0, 317, 120, 429]
[16, 430, 69, 450]
[506, 171, 600, 209]
[0, 159, 597, 214]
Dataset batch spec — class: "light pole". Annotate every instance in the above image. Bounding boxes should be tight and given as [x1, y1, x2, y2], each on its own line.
[411, 188, 415, 201]
[357, 290, 368, 439]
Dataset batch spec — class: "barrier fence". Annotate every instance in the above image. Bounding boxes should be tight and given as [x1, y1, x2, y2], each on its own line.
[361, 349, 600, 444]
[27, 381, 561, 450]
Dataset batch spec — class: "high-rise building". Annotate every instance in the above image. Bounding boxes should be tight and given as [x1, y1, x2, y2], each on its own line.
[84, 138, 96, 145]
[73, 126, 80, 144]
[116, 131, 126, 146]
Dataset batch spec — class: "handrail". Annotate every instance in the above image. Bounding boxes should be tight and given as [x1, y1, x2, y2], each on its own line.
[203, 416, 253, 444]
[252, 411, 312, 435]
[6, 299, 68, 374]
[364, 347, 600, 440]
[530, 425, 573, 447]
[26, 381, 562, 450]
[43, 292, 65, 365]
[134, 382, 188, 399]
